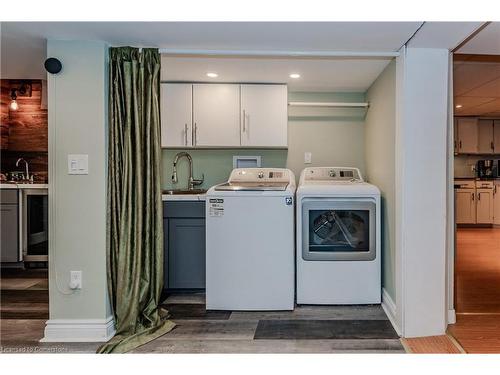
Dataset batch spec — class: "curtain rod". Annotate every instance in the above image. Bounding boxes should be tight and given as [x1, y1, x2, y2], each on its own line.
[159, 49, 399, 58]
[288, 102, 370, 108]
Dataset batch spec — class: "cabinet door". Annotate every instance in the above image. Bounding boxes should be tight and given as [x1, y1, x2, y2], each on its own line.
[167, 218, 206, 289]
[454, 118, 458, 154]
[1, 204, 19, 262]
[456, 189, 476, 224]
[161, 83, 192, 147]
[193, 84, 240, 147]
[494, 183, 500, 225]
[476, 189, 493, 224]
[477, 119, 494, 154]
[494, 120, 500, 154]
[240, 84, 288, 147]
[457, 118, 478, 154]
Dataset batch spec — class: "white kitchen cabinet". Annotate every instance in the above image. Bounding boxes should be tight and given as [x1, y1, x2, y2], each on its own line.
[476, 188, 494, 224]
[192, 84, 241, 147]
[453, 118, 458, 154]
[477, 119, 494, 154]
[161, 83, 193, 148]
[494, 120, 500, 154]
[240, 84, 288, 147]
[493, 181, 500, 225]
[456, 188, 476, 224]
[456, 117, 478, 154]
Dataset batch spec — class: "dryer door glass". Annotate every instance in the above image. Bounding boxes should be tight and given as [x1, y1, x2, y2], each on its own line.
[302, 199, 376, 261]
[309, 209, 369, 252]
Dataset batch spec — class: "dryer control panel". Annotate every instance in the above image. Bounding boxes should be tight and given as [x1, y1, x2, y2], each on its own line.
[303, 167, 363, 182]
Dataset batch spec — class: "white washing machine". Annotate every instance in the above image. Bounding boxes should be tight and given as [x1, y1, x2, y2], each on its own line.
[206, 168, 296, 311]
[296, 167, 381, 305]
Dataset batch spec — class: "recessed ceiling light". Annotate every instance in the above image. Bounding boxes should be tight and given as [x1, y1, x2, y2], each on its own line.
[455, 104, 463, 109]
[206, 72, 218, 78]
[289, 73, 301, 79]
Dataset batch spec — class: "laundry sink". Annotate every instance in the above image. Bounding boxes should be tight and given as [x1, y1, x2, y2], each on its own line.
[162, 188, 207, 195]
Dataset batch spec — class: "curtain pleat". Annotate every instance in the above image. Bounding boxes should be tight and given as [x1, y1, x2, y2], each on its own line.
[98, 47, 175, 354]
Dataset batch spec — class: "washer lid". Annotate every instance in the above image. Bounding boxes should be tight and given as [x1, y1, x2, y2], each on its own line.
[215, 181, 289, 191]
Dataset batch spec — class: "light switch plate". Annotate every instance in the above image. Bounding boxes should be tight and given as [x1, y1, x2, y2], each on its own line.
[68, 154, 89, 175]
[304, 152, 312, 164]
[69, 271, 82, 289]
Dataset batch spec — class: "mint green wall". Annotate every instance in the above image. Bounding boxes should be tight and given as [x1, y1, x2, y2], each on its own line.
[365, 60, 397, 301]
[161, 91, 367, 189]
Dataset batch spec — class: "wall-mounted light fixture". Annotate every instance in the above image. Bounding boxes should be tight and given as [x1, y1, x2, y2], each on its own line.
[9, 82, 32, 111]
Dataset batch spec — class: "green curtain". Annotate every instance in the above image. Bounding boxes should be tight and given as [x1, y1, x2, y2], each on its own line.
[98, 47, 175, 354]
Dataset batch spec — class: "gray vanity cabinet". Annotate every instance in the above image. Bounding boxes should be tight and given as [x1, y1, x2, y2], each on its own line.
[1, 190, 19, 263]
[163, 201, 206, 290]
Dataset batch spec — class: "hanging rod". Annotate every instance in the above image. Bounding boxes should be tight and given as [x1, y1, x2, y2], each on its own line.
[159, 49, 399, 58]
[288, 102, 370, 108]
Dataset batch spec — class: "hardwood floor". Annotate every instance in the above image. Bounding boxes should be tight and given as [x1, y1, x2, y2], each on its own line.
[454, 228, 500, 313]
[402, 335, 463, 354]
[448, 228, 500, 353]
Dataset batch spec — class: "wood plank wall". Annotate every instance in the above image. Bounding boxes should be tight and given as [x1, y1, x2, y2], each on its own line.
[0, 79, 48, 182]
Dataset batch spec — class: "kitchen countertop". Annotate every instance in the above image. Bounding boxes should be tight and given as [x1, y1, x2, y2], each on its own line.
[162, 193, 206, 201]
[0, 183, 49, 189]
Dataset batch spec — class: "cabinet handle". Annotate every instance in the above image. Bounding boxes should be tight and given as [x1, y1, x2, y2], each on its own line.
[472, 192, 474, 201]
[492, 141, 495, 151]
[242, 109, 246, 132]
[194, 123, 198, 146]
[184, 123, 188, 146]
[478, 192, 481, 201]
[459, 140, 462, 150]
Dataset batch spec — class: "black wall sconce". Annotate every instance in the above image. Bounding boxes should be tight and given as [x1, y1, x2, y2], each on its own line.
[9, 81, 32, 111]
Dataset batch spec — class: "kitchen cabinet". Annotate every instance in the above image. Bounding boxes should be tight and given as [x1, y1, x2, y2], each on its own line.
[1, 190, 19, 262]
[493, 181, 500, 226]
[476, 188, 494, 224]
[161, 83, 192, 148]
[192, 84, 241, 147]
[477, 119, 494, 154]
[240, 84, 288, 147]
[494, 120, 500, 154]
[163, 201, 206, 290]
[456, 188, 476, 224]
[456, 118, 478, 154]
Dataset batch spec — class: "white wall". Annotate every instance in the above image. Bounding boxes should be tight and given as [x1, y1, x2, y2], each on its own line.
[364, 60, 396, 301]
[45, 40, 111, 341]
[398, 47, 449, 337]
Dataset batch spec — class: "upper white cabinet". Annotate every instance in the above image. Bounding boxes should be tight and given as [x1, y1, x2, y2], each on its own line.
[494, 120, 500, 154]
[477, 119, 494, 154]
[240, 84, 288, 147]
[456, 117, 478, 154]
[161, 83, 193, 148]
[192, 84, 241, 147]
[160, 83, 288, 148]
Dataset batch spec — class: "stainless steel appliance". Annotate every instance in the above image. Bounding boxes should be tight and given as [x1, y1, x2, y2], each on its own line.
[476, 160, 494, 179]
[21, 188, 48, 262]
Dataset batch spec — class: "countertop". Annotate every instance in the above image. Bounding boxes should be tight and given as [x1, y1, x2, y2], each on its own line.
[0, 183, 49, 189]
[162, 193, 206, 201]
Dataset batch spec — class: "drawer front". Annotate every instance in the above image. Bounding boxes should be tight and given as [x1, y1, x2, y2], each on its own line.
[1, 189, 18, 204]
[476, 181, 494, 189]
[455, 180, 475, 189]
[163, 201, 206, 218]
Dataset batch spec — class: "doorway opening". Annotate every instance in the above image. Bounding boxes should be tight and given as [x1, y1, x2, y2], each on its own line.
[449, 26, 500, 352]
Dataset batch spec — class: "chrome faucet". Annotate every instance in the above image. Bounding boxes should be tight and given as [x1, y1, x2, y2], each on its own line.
[172, 152, 204, 190]
[15, 158, 31, 182]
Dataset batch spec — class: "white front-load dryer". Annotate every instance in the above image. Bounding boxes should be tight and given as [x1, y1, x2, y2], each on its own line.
[296, 167, 381, 305]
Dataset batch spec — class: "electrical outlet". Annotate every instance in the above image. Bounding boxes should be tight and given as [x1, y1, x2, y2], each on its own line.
[69, 271, 82, 290]
[304, 152, 312, 164]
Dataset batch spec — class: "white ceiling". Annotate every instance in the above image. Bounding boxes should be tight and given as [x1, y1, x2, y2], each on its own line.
[162, 56, 393, 92]
[1, 21, 422, 81]
[457, 22, 500, 55]
[454, 58, 500, 117]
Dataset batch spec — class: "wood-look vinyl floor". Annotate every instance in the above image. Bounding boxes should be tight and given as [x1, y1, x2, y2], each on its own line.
[447, 228, 500, 353]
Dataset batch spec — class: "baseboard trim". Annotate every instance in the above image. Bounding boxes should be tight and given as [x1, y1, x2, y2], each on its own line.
[40, 315, 115, 342]
[448, 309, 456, 324]
[382, 288, 401, 336]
